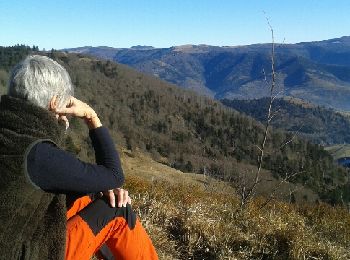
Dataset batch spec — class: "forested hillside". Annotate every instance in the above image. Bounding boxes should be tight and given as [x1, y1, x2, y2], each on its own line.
[222, 97, 350, 144]
[1, 46, 349, 204]
[0, 45, 38, 94]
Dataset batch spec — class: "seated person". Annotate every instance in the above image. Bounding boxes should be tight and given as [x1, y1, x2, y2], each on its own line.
[0, 55, 158, 260]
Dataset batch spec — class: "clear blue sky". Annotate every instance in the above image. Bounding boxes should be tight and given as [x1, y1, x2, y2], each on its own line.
[1, 0, 350, 50]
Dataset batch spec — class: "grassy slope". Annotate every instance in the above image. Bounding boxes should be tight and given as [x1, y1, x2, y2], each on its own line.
[121, 149, 350, 259]
[120, 147, 318, 203]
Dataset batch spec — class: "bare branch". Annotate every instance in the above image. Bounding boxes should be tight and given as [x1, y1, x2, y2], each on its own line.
[258, 170, 304, 210]
[255, 145, 263, 152]
[272, 90, 284, 101]
[236, 14, 298, 211]
[241, 15, 276, 207]
[279, 125, 303, 149]
[262, 68, 267, 82]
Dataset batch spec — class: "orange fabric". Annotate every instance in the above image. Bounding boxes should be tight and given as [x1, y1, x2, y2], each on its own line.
[66, 196, 92, 220]
[65, 196, 158, 260]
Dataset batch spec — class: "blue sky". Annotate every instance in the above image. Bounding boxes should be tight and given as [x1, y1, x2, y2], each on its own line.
[1, 0, 350, 50]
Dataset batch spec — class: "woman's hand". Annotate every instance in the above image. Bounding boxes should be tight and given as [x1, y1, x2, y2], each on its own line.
[103, 188, 132, 208]
[50, 95, 102, 129]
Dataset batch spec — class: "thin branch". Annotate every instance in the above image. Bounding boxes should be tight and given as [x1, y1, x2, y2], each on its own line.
[272, 90, 284, 101]
[258, 170, 303, 210]
[237, 15, 298, 211]
[279, 125, 303, 149]
[262, 68, 267, 82]
[255, 145, 263, 152]
[242, 17, 276, 205]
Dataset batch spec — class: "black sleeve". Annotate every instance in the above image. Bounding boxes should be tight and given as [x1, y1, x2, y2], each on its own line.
[26, 126, 125, 194]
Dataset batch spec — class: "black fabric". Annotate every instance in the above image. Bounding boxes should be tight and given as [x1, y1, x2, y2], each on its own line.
[79, 197, 137, 235]
[0, 95, 66, 260]
[26, 126, 124, 194]
[96, 243, 115, 260]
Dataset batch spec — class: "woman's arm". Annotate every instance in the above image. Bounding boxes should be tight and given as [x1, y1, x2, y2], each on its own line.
[26, 126, 125, 194]
[27, 95, 125, 199]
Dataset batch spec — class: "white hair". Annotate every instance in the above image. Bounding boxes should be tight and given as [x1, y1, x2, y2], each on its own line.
[8, 55, 74, 109]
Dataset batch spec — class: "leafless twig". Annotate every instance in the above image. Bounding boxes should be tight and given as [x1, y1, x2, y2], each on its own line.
[258, 170, 303, 210]
[279, 125, 303, 149]
[238, 17, 276, 209]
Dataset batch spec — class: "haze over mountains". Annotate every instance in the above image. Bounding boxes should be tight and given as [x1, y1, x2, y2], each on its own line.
[65, 36, 350, 110]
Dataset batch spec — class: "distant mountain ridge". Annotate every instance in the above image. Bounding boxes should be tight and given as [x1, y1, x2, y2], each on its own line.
[65, 36, 350, 110]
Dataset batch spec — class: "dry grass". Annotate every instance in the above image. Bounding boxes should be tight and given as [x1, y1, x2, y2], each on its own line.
[121, 150, 350, 260]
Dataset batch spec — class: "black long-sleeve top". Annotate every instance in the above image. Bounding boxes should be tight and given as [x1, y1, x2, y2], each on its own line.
[26, 126, 124, 194]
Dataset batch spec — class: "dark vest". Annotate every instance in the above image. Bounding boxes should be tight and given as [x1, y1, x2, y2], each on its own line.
[0, 95, 66, 260]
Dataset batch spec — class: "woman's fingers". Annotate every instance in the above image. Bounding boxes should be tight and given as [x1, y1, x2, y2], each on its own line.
[103, 190, 116, 208]
[50, 96, 70, 128]
[55, 97, 95, 119]
[102, 188, 131, 208]
[55, 106, 76, 115]
[116, 188, 124, 207]
[58, 115, 70, 130]
[115, 188, 129, 207]
[123, 190, 129, 207]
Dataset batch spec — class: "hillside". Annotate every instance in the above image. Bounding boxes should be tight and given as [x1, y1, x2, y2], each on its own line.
[58, 52, 350, 204]
[122, 149, 350, 259]
[221, 97, 350, 145]
[66, 36, 350, 111]
[0, 45, 35, 94]
[0, 46, 349, 205]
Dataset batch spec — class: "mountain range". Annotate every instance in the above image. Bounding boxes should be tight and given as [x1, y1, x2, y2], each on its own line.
[65, 36, 350, 111]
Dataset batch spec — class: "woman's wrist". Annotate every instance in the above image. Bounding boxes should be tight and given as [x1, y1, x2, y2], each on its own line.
[84, 109, 102, 129]
[86, 116, 102, 129]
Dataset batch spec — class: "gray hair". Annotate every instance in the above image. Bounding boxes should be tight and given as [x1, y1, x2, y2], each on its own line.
[8, 55, 74, 109]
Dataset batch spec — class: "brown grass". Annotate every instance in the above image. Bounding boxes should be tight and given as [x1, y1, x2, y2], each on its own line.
[121, 150, 350, 260]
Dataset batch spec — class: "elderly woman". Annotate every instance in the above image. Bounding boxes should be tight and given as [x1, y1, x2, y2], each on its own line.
[0, 55, 158, 260]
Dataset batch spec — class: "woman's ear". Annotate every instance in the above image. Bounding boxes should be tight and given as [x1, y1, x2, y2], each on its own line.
[49, 96, 69, 129]
[49, 95, 58, 111]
